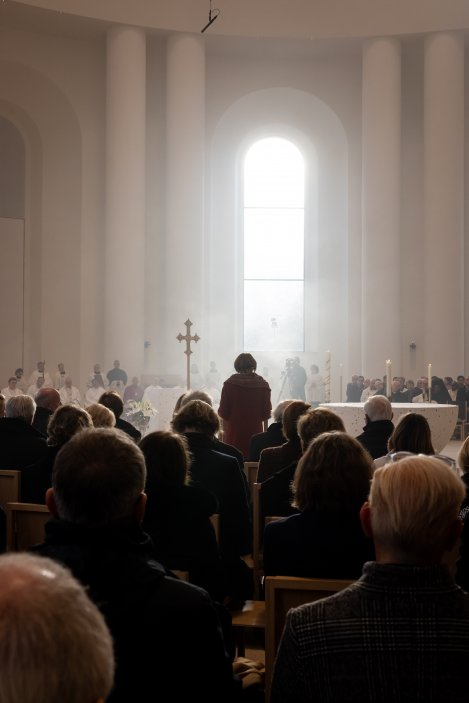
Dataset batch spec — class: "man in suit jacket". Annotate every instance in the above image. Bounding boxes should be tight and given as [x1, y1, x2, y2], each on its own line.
[248, 399, 292, 461]
[0, 395, 47, 469]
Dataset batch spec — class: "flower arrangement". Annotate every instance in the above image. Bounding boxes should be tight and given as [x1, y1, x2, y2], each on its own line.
[124, 400, 158, 434]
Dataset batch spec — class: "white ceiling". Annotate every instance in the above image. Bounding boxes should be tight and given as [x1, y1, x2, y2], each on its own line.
[6, 0, 469, 40]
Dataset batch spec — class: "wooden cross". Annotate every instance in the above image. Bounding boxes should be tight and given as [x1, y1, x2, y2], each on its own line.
[176, 319, 200, 390]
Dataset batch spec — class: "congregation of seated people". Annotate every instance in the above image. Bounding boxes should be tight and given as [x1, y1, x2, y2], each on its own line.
[2, 355, 469, 701]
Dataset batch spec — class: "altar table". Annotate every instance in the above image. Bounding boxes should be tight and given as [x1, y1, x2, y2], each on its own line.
[321, 402, 458, 454]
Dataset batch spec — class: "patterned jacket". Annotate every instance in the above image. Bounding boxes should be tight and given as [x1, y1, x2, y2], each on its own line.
[271, 561, 469, 702]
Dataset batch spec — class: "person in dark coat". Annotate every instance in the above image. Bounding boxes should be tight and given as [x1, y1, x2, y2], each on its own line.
[263, 431, 374, 579]
[257, 400, 310, 482]
[34, 428, 242, 703]
[32, 387, 61, 437]
[248, 399, 292, 461]
[174, 389, 250, 501]
[0, 395, 47, 470]
[260, 407, 346, 527]
[218, 353, 271, 459]
[356, 395, 394, 460]
[390, 378, 410, 403]
[99, 390, 141, 441]
[21, 404, 93, 504]
[176, 389, 246, 472]
[346, 375, 363, 402]
[139, 430, 225, 602]
[172, 400, 253, 606]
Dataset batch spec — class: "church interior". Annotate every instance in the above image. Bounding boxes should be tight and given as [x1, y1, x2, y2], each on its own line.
[0, 0, 469, 396]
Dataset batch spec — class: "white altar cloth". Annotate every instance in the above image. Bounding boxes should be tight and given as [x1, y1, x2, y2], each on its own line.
[321, 402, 458, 454]
[142, 387, 184, 433]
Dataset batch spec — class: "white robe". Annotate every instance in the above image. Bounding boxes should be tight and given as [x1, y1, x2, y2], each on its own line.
[85, 386, 105, 405]
[27, 370, 53, 388]
[0, 387, 22, 399]
[305, 373, 324, 404]
[59, 385, 82, 406]
[54, 371, 67, 389]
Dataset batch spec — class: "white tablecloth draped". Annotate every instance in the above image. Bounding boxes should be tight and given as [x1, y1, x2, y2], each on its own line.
[322, 402, 458, 454]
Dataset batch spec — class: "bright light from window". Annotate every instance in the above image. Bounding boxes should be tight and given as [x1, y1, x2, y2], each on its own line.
[244, 138, 305, 352]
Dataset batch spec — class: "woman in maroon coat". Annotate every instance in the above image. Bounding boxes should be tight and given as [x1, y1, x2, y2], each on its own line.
[218, 353, 271, 459]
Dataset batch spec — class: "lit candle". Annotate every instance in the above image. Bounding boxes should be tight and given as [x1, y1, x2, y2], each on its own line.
[324, 351, 331, 403]
[386, 360, 392, 399]
[428, 363, 432, 401]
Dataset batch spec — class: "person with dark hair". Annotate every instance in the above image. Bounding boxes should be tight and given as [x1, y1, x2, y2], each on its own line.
[172, 400, 252, 606]
[106, 359, 128, 392]
[176, 390, 246, 474]
[139, 430, 225, 602]
[35, 428, 242, 703]
[218, 353, 271, 459]
[375, 411, 435, 467]
[263, 431, 374, 579]
[1, 376, 22, 399]
[99, 390, 141, 441]
[431, 376, 453, 404]
[21, 404, 93, 504]
[390, 378, 410, 402]
[123, 376, 144, 404]
[260, 407, 346, 525]
[14, 367, 27, 391]
[257, 400, 311, 482]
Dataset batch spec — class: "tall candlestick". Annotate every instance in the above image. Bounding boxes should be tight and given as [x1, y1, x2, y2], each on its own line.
[386, 359, 392, 399]
[428, 363, 432, 402]
[324, 351, 331, 403]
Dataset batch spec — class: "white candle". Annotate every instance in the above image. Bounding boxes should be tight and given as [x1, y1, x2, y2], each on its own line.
[386, 360, 392, 399]
[428, 363, 432, 401]
[339, 363, 343, 402]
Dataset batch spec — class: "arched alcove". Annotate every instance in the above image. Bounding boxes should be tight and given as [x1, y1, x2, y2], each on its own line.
[208, 87, 348, 397]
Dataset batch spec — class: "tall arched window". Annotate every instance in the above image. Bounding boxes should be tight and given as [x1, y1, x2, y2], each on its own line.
[243, 137, 304, 351]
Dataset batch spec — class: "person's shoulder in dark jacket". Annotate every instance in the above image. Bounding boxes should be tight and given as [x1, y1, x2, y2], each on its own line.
[116, 417, 142, 442]
[249, 422, 284, 461]
[356, 419, 394, 460]
[212, 437, 244, 470]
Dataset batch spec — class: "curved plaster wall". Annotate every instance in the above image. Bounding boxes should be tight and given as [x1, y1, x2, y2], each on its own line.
[0, 60, 83, 381]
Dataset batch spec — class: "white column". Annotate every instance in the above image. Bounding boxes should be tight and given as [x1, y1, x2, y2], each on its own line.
[165, 34, 205, 372]
[105, 27, 146, 376]
[424, 32, 464, 375]
[362, 38, 401, 378]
